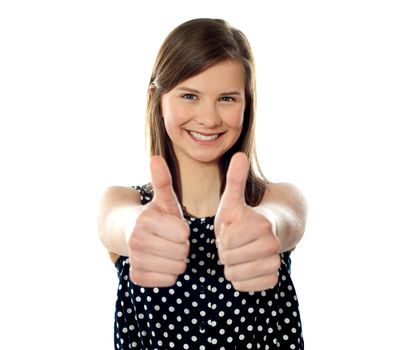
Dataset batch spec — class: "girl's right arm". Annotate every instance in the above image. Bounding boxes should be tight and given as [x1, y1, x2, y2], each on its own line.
[97, 157, 190, 287]
[97, 186, 143, 262]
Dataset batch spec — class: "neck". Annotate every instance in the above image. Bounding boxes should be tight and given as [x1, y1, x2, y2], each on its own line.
[178, 157, 221, 218]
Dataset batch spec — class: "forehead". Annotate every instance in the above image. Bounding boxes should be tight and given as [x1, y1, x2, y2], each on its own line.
[174, 60, 245, 93]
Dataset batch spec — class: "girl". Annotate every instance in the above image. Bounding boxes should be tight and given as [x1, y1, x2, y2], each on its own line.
[98, 18, 307, 350]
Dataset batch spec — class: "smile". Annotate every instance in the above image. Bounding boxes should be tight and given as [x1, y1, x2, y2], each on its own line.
[188, 130, 224, 141]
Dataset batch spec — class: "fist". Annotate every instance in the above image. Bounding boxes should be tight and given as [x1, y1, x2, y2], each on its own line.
[128, 156, 190, 287]
[215, 153, 281, 292]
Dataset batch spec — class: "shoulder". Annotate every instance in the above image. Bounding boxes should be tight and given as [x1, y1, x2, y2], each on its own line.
[262, 182, 308, 214]
[263, 182, 304, 198]
[101, 183, 155, 205]
[101, 185, 142, 205]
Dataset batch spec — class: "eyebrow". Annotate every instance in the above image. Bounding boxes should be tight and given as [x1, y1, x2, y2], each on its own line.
[176, 86, 243, 95]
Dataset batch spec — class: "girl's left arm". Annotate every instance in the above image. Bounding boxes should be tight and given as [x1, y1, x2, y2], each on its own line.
[255, 183, 308, 253]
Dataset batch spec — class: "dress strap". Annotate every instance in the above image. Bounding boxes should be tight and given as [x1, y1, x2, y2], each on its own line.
[132, 183, 154, 205]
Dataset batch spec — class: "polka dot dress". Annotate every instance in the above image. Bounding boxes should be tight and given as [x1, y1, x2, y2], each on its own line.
[114, 184, 304, 349]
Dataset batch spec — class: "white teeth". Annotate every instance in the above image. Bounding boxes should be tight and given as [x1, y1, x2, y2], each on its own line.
[189, 131, 220, 141]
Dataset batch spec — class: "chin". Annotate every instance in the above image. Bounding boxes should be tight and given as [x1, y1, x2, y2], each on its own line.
[188, 151, 223, 165]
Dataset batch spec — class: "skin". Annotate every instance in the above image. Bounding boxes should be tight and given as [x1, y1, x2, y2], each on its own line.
[160, 59, 246, 217]
[161, 59, 245, 167]
[214, 153, 282, 292]
[98, 60, 307, 292]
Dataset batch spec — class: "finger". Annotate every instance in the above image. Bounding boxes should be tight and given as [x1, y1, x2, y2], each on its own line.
[231, 273, 279, 292]
[224, 255, 281, 282]
[220, 152, 249, 209]
[150, 155, 183, 217]
[130, 231, 190, 261]
[219, 209, 275, 249]
[136, 211, 190, 243]
[129, 268, 178, 288]
[219, 217, 260, 249]
[218, 235, 280, 266]
[130, 252, 187, 275]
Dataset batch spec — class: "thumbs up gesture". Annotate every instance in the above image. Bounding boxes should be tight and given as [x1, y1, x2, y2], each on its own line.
[128, 156, 190, 287]
[214, 152, 281, 292]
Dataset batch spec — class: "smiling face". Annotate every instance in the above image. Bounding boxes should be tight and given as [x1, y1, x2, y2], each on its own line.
[160, 59, 246, 166]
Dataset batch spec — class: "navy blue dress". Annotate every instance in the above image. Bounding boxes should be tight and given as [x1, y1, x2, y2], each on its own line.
[114, 184, 304, 349]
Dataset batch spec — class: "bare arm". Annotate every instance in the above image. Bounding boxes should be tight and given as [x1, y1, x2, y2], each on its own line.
[98, 158, 190, 287]
[97, 186, 142, 262]
[214, 153, 307, 291]
[256, 183, 308, 253]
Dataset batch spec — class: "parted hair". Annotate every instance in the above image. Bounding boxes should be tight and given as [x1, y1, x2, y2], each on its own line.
[146, 18, 268, 207]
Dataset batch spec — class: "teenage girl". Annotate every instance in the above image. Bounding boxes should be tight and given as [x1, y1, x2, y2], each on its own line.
[98, 18, 307, 350]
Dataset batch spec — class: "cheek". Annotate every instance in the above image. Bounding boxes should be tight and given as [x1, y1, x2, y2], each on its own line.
[224, 108, 245, 131]
[162, 104, 191, 132]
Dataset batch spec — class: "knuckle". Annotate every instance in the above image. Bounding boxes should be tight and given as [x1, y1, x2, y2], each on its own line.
[130, 254, 145, 270]
[270, 273, 279, 288]
[130, 268, 177, 288]
[174, 261, 187, 275]
[171, 223, 189, 243]
[132, 235, 151, 253]
[272, 254, 281, 270]
[232, 280, 247, 292]
[224, 266, 235, 281]
[157, 274, 178, 287]
[180, 242, 190, 258]
[272, 237, 281, 251]
[178, 225, 190, 242]
[137, 206, 160, 229]
[263, 235, 280, 255]
[260, 217, 273, 232]
[167, 275, 178, 287]
[136, 209, 151, 227]
[218, 250, 227, 264]
[129, 268, 143, 285]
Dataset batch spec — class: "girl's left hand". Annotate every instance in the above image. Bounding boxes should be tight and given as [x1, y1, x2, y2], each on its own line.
[214, 153, 281, 292]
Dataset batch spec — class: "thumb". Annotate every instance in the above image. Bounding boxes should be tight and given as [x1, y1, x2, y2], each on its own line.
[150, 155, 183, 218]
[218, 152, 249, 215]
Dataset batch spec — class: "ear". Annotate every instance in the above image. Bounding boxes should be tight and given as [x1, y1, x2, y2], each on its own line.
[148, 82, 156, 93]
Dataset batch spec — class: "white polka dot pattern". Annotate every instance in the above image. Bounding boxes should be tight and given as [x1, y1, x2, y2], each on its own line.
[114, 184, 304, 349]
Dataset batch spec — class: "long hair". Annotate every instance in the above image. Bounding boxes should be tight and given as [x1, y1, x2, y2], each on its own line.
[146, 18, 268, 207]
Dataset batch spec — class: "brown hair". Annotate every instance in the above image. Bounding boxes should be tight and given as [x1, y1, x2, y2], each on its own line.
[146, 18, 268, 207]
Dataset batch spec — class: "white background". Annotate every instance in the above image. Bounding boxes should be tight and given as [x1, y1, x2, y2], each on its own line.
[1, 1, 409, 349]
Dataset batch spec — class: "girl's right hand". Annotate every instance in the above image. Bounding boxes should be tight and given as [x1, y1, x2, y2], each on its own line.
[128, 156, 190, 287]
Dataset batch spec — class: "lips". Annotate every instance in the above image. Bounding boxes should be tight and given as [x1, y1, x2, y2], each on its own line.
[186, 130, 225, 142]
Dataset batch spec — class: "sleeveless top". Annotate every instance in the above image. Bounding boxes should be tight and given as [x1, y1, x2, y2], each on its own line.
[114, 184, 304, 349]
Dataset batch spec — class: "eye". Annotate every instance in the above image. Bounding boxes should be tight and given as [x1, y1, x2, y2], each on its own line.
[220, 96, 235, 102]
[182, 93, 197, 100]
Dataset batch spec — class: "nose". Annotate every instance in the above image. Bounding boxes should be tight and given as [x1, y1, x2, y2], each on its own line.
[194, 101, 222, 128]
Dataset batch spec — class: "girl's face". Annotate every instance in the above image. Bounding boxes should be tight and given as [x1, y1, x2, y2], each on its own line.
[161, 59, 246, 166]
